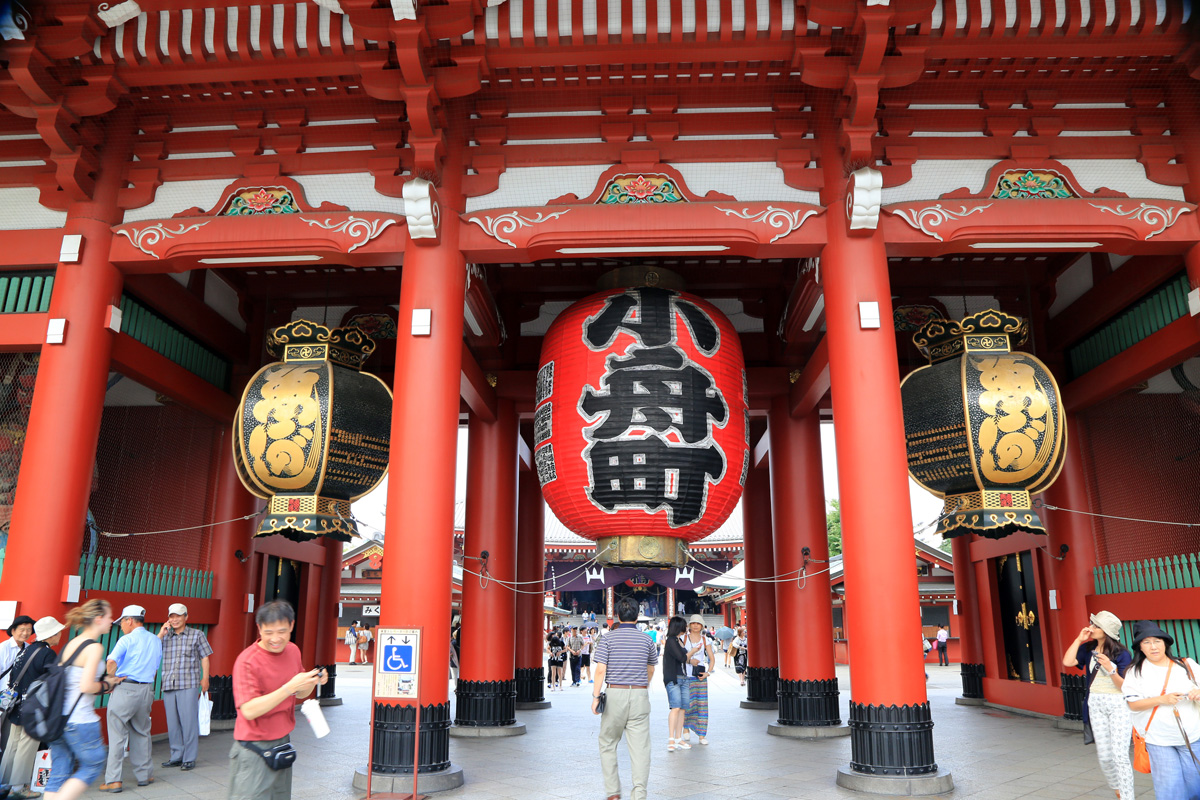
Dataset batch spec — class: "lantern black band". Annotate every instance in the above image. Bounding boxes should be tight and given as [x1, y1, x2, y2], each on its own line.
[1061, 672, 1087, 721]
[515, 667, 545, 704]
[745, 667, 778, 703]
[777, 678, 841, 727]
[847, 701, 938, 777]
[208, 675, 236, 721]
[371, 701, 452, 774]
[960, 663, 985, 700]
[453, 679, 517, 727]
[316, 663, 339, 705]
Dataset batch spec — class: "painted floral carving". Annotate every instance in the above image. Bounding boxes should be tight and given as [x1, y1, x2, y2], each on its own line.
[891, 204, 992, 242]
[992, 170, 1075, 199]
[1088, 202, 1193, 240]
[114, 221, 212, 258]
[466, 210, 571, 247]
[301, 216, 398, 251]
[599, 175, 685, 204]
[717, 206, 819, 243]
[224, 188, 300, 216]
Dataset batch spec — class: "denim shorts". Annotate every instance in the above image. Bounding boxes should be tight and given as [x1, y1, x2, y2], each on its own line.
[46, 721, 106, 792]
[665, 680, 691, 710]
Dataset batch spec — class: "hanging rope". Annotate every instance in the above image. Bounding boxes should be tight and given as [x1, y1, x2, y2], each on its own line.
[97, 509, 265, 538]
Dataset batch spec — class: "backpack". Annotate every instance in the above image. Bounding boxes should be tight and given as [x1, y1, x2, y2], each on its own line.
[23, 638, 95, 743]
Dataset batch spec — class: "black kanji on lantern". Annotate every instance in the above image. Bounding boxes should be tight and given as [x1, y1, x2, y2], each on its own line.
[579, 288, 728, 527]
[587, 438, 724, 525]
[583, 287, 720, 354]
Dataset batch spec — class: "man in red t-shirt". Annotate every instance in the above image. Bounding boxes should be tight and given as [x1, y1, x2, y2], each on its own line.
[229, 601, 327, 800]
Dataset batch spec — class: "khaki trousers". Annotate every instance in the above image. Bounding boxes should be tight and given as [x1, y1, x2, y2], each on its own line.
[228, 736, 292, 800]
[597, 687, 651, 800]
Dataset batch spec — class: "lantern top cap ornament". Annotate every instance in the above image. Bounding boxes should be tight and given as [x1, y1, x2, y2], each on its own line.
[912, 309, 1029, 365]
[266, 319, 377, 371]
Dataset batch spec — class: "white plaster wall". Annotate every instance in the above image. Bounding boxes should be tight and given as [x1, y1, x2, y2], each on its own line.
[672, 162, 820, 204]
[1047, 253, 1095, 319]
[881, 160, 1000, 205]
[465, 165, 610, 212]
[123, 179, 230, 222]
[0, 187, 69, 230]
[1057, 159, 1185, 201]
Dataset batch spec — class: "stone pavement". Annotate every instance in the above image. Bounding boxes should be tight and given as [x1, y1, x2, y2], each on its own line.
[76, 661, 1158, 799]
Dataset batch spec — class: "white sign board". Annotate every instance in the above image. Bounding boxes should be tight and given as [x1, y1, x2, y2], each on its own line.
[374, 627, 420, 700]
[362, 605, 380, 617]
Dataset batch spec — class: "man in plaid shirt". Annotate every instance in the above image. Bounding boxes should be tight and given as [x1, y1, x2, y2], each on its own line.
[157, 602, 213, 771]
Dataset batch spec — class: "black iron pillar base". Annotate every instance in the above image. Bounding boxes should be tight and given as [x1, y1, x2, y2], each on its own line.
[847, 702, 937, 777]
[316, 663, 341, 706]
[208, 675, 236, 721]
[778, 678, 841, 727]
[746, 667, 779, 703]
[959, 663, 984, 700]
[515, 667, 546, 704]
[371, 701, 453, 775]
[1061, 672, 1086, 721]
[454, 679, 517, 727]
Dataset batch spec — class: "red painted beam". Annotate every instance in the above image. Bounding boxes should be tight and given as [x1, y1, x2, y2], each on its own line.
[1086, 588, 1200, 622]
[110, 333, 237, 421]
[788, 335, 829, 418]
[0, 230, 65, 268]
[1047, 254, 1185, 349]
[123, 274, 248, 362]
[0, 313, 47, 351]
[460, 341, 497, 423]
[1063, 314, 1200, 412]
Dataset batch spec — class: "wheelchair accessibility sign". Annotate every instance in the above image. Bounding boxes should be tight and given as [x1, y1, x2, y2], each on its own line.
[374, 628, 420, 700]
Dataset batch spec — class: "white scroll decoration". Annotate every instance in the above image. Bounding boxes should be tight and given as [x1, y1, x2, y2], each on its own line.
[847, 167, 884, 230]
[715, 206, 818, 243]
[115, 221, 211, 258]
[1088, 202, 1193, 240]
[466, 210, 571, 248]
[402, 178, 440, 240]
[97, 0, 141, 27]
[891, 204, 992, 242]
[301, 216, 398, 251]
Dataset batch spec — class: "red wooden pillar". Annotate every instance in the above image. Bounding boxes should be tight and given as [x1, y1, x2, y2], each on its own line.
[0, 124, 129, 619]
[741, 462, 780, 708]
[767, 404, 843, 733]
[1043, 413, 1099, 719]
[950, 535, 985, 703]
[316, 536, 344, 705]
[820, 147, 949, 788]
[208, 426, 256, 676]
[368, 173, 466, 789]
[453, 399, 524, 733]
[515, 461, 549, 708]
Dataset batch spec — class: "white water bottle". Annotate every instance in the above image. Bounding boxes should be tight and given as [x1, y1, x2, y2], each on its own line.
[300, 699, 330, 738]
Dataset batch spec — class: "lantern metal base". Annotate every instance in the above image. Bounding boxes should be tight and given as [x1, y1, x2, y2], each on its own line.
[939, 492, 1046, 540]
[595, 535, 688, 568]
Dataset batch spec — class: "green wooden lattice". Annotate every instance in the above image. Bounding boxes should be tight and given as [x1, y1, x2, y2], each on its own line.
[1068, 273, 1192, 379]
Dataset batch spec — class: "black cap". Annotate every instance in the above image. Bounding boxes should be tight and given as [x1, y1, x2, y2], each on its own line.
[6, 615, 35, 636]
[1132, 620, 1174, 649]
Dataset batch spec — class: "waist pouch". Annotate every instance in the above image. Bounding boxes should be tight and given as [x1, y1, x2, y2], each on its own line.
[242, 740, 297, 771]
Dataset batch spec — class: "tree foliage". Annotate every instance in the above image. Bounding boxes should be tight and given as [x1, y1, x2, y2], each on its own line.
[827, 499, 842, 556]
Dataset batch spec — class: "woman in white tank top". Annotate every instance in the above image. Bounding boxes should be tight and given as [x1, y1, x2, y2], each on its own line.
[45, 599, 121, 800]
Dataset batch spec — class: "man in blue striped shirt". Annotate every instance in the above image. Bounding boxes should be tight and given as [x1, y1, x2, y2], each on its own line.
[591, 597, 657, 800]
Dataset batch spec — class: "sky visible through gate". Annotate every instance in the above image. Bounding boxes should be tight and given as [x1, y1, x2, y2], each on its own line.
[350, 423, 948, 549]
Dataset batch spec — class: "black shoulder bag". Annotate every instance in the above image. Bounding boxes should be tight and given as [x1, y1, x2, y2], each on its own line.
[241, 741, 298, 771]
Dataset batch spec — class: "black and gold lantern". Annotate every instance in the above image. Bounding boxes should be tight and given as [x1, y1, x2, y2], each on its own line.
[900, 310, 1066, 539]
[234, 320, 392, 541]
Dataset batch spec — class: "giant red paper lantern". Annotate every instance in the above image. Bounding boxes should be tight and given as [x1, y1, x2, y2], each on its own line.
[535, 286, 748, 567]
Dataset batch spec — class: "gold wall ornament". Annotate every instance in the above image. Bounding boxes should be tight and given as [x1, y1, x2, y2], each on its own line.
[1016, 603, 1036, 630]
[234, 319, 393, 542]
[900, 309, 1066, 540]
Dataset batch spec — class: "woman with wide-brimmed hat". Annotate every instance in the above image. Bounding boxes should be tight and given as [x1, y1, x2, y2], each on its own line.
[1122, 620, 1200, 800]
[1061, 611, 1134, 800]
[681, 614, 715, 746]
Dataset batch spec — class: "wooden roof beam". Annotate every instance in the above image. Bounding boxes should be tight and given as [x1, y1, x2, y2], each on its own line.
[123, 273, 248, 362]
[789, 335, 829, 419]
[1047, 253, 1185, 350]
[461, 340, 497, 423]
